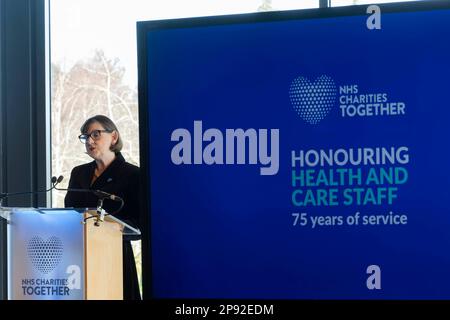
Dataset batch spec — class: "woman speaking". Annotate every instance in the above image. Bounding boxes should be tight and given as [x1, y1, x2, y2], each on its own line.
[64, 115, 141, 300]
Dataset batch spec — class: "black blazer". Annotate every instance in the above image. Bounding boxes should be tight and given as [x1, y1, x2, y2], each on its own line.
[64, 152, 142, 300]
[64, 152, 141, 231]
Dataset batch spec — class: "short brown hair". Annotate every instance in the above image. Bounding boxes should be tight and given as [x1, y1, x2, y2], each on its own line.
[80, 115, 123, 153]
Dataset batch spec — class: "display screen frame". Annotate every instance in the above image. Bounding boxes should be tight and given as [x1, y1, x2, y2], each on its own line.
[137, 0, 450, 299]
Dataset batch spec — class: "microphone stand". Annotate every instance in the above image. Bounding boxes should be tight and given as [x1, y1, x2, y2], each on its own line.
[0, 175, 124, 227]
[0, 176, 63, 207]
[53, 185, 124, 227]
[94, 198, 105, 227]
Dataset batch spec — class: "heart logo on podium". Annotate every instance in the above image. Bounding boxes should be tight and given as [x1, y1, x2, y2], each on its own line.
[27, 236, 63, 274]
[289, 75, 337, 125]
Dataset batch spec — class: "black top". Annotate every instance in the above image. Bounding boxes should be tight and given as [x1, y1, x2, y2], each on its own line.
[64, 152, 141, 300]
[64, 152, 140, 230]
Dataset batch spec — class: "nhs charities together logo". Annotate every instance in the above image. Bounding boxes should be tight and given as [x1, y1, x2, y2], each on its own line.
[289, 75, 337, 125]
[290, 74, 407, 124]
[22, 236, 80, 298]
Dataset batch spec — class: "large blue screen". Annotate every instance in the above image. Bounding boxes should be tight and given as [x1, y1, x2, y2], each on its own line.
[144, 5, 450, 299]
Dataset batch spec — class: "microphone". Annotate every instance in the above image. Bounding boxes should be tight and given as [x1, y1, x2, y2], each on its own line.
[0, 175, 64, 207]
[54, 183, 124, 226]
[55, 186, 123, 203]
[92, 190, 123, 202]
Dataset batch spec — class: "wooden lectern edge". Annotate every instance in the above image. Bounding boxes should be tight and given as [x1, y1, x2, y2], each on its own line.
[83, 211, 123, 300]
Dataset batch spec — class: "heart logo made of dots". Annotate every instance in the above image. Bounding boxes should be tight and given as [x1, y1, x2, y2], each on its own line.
[289, 75, 337, 125]
[27, 236, 63, 274]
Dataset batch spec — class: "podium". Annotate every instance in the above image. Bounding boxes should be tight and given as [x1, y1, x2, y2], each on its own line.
[0, 207, 140, 300]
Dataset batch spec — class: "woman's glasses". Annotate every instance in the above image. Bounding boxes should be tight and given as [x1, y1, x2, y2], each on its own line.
[78, 129, 111, 144]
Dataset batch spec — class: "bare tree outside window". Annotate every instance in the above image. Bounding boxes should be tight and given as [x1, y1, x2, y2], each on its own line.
[52, 50, 139, 205]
